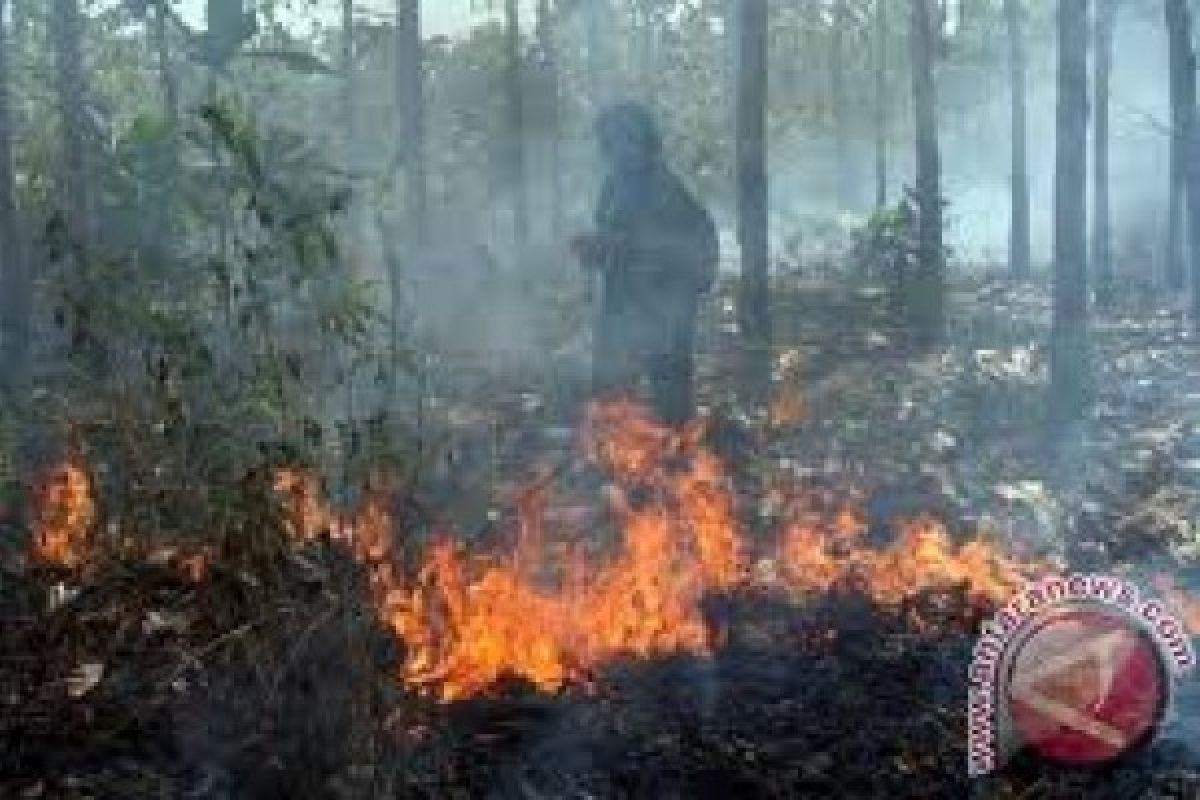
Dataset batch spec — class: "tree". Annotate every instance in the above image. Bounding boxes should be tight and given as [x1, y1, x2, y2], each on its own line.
[1005, 0, 1030, 279]
[1051, 0, 1090, 424]
[505, 0, 529, 252]
[1093, 0, 1115, 304]
[832, 0, 852, 212]
[0, 0, 27, 389]
[909, 0, 943, 346]
[396, 0, 426, 244]
[735, 0, 770, 402]
[149, 0, 182, 259]
[535, 0, 563, 245]
[50, 0, 93, 248]
[1165, 0, 1191, 290]
[873, 0, 888, 209]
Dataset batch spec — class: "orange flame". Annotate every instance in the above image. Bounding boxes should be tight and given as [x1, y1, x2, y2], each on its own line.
[31, 457, 95, 569]
[274, 401, 1048, 702]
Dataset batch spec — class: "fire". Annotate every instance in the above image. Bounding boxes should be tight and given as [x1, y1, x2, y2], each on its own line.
[31, 457, 95, 569]
[778, 506, 1031, 607]
[273, 401, 1048, 701]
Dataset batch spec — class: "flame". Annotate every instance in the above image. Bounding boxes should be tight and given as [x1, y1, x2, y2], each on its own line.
[31, 457, 95, 569]
[778, 507, 1030, 607]
[274, 401, 1042, 701]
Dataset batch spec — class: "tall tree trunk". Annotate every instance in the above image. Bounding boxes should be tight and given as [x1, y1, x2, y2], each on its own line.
[874, 0, 888, 209]
[0, 0, 27, 390]
[149, 0, 181, 260]
[1093, 0, 1115, 304]
[1166, 0, 1190, 290]
[396, 0, 426, 244]
[536, 0, 562, 245]
[909, 0, 943, 347]
[1051, 0, 1090, 424]
[1005, 0, 1031, 279]
[832, 0, 852, 212]
[50, 0, 92, 249]
[735, 0, 770, 401]
[343, 0, 357, 170]
[585, 0, 609, 108]
[505, 0, 529, 253]
[1178, 9, 1200, 330]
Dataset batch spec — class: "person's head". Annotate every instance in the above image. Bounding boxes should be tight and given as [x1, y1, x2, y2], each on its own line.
[595, 102, 662, 171]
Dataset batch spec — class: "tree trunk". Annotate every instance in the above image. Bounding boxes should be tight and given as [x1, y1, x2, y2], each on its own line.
[832, 0, 852, 212]
[1093, 0, 1114, 304]
[909, 0, 943, 347]
[343, 0, 357, 170]
[50, 0, 92, 249]
[874, 0, 888, 209]
[1178, 8, 1200, 330]
[536, 0, 562, 245]
[585, 0, 610, 108]
[736, 0, 770, 401]
[505, 0, 529, 253]
[1166, 0, 1190, 290]
[0, 0, 27, 390]
[1051, 0, 1090, 424]
[1005, 0, 1031, 279]
[149, 0, 181, 260]
[396, 0, 426, 244]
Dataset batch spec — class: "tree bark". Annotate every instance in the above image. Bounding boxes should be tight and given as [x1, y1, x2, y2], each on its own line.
[736, 0, 770, 402]
[396, 0, 426, 244]
[0, 0, 27, 389]
[910, 0, 943, 347]
[874, 0, 888, 209]
[1093, 0, 1115, 304]
[1166, 0, 1190, 290]
[1005, 0, 1031, 279]
[1051, 0, 1090, 424]
[50, 0, 93, 250]
[505, 0, 529, 253]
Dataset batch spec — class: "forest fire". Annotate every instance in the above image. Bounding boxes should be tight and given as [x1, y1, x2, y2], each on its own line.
[273, 401, 1042, 702]
[30, 456, 95, 570]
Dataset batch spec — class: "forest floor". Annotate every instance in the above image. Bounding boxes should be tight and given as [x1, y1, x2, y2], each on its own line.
[3, 274, 1200, 798]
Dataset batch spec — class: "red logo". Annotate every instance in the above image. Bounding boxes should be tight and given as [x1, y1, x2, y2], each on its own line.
[1004, 607, 1169, 766]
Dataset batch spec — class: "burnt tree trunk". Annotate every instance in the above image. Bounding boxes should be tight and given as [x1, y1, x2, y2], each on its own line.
[148, 0, 181, 260]
[909, 0, 943, 347]
[1051, 0, 1090, 424]
[1166, 0, 1190, 290]
[736, 0, 770, 402]
[0, 0, 27, 389]
[1005, 0, 1031, 279]
[1093, 0, 1115, 304]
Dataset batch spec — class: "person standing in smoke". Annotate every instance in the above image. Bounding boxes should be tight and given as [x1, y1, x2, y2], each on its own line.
[571, 102, 718, 425]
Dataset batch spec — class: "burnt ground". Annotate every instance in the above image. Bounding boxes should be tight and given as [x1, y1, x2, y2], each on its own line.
[4, 275, 1200, 798]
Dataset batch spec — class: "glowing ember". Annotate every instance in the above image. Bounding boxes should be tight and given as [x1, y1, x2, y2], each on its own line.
[273, 400, 1043, 702]
[31, 457, 95, 569]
